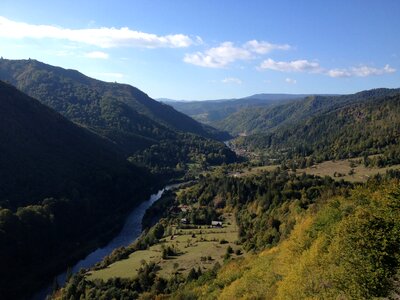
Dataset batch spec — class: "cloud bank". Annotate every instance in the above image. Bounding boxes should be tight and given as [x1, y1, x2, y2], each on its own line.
[327, 64, 396, 78]
[0, 16, 195, 48]
[259, 58, 321, 73]
[259, 58, 396, 78]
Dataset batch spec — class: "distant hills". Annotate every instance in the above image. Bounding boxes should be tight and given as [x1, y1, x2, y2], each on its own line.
[160, 94, 332, 125]
[233, 88, 400, 162]
[214, 89, 398, 135]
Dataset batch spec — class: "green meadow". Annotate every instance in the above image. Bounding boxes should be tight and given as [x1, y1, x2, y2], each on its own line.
[88, 213, 242, 281]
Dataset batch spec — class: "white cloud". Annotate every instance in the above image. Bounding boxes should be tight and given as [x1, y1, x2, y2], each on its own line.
[326, 69, 351, 78]
[328, 64, 396, 78]
[259, 58, 321, 72]
[222, 77, 242, 84]
[84, 51, 109, 59]
[184, 42, 252, 68]
[285, 78, 297, 84]
[0, 16, 195, 48]
[184, 40, 290, 68]
[259, 57, 396, 78]
[244, 40, 290, 54]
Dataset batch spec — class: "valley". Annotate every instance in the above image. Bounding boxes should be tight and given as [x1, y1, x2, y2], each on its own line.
[0, 60, 237, 299]
[2, 2, 400, 299]
[2, 74, 400, 299]
[0, 53, 399, 300]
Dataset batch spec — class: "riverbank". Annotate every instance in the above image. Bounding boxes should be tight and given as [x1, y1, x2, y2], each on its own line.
[52, 181, 244, 299]
[32, 183, 167, 300]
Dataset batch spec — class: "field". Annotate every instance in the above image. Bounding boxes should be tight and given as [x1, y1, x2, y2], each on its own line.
[233, 159, 400, 182]
[230, 165, 278, 177]
[88, 213, 241, 281]
[296, 160, 400, 182]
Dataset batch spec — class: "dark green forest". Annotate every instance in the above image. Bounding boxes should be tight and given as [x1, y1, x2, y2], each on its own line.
[0, 59, 232, 169]
[0, 81, 160, 299]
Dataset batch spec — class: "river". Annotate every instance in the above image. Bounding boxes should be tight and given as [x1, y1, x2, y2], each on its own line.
[33, 185, 176, 300]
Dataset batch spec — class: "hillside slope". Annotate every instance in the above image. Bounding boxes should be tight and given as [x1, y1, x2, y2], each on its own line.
[0, 81, 154, 299]
[216, 89, 400, 136]
[170, 174, 400, 299]
[236, 91, 400, 162]
[0, 59, 229, 154]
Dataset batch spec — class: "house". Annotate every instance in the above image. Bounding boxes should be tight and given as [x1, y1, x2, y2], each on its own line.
[211, 221, 223, 228]
[178, 204, 190, 212]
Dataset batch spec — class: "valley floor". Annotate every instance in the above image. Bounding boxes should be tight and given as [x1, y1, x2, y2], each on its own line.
[88, 213, 241, 281]
[232, 157, 400, 182]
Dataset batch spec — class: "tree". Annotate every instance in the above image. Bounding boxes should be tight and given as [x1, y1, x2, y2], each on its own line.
[152, 223, 164, 240]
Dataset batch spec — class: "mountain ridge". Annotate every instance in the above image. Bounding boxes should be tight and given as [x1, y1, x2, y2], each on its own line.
[0, 58, 230, 154]
[216, 88, 400, 136]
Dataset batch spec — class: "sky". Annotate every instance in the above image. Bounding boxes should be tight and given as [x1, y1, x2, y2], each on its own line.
[0, 0, 399, 100]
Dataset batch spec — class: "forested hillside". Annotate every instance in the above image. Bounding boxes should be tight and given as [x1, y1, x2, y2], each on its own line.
[0, 58, 230, 154]
[54, 168, 400, 299]
[171, 172, 400, 299]
[215, 88, 400, 136]
[234, 91, 400, 164]
[0, 59, 236, 176]
[0, 81, 155, 299]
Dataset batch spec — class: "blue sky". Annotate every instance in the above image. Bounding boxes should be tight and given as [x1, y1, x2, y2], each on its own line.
[0, 0, 399, 100]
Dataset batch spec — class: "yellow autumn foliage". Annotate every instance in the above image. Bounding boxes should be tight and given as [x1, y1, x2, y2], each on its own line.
[173, 179, 400, 300]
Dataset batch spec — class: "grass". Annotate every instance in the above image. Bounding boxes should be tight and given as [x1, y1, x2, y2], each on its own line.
[230, 165, 279, 177]
[88, 213, 241, 281]
[295, 160, 400, 182]
[233, 158, 400, 183]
